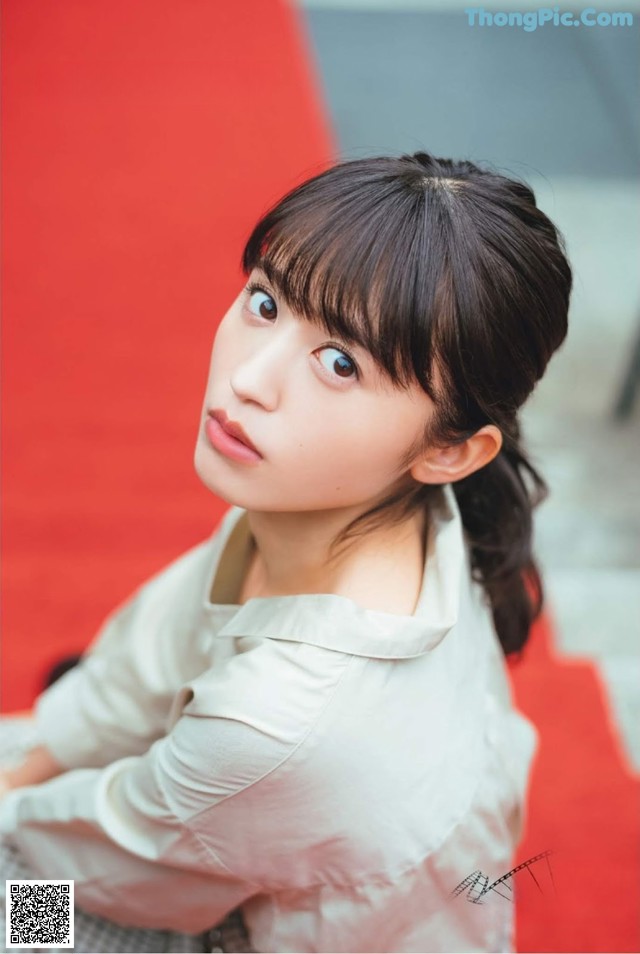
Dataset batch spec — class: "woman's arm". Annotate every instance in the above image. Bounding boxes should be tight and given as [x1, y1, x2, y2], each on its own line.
[0, 641, 345, 933]
[0, 703, 291, 932]
[30, 520, 234, 773]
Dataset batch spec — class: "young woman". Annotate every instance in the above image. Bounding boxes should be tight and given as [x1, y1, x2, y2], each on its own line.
[0, 151, 572, 953]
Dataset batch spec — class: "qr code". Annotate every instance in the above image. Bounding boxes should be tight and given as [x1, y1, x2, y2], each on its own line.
[5, 880, 74, 949]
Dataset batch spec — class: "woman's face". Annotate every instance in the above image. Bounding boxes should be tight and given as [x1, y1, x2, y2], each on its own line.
[194, 266, 435, 514]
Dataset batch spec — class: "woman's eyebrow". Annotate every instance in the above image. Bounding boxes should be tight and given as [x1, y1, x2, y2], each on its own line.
[251, 264, 279, 290]
[247, 265, 267, 284]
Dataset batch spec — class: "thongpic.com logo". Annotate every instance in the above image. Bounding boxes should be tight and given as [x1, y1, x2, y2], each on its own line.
[464, 7, 635, 31]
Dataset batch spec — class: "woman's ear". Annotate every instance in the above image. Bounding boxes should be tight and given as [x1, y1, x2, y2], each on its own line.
[409, 425, 503, 485]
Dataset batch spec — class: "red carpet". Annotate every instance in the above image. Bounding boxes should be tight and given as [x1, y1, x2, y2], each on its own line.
[1, 0, 336, 704]
[2, 2, 638, 951]
[508, 614, 639, 953]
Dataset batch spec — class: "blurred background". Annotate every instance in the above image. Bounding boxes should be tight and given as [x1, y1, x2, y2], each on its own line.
[299, 0, 640, 768]
[2, 1, 638, 950]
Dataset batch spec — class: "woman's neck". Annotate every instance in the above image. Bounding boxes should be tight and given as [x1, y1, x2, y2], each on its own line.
[240, 505, 429, 613]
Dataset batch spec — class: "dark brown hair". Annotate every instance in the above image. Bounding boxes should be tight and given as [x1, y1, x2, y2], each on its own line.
[240, 151, 572, 658]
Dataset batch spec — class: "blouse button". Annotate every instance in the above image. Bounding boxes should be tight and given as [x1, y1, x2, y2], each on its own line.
[211, 947, 224, 953]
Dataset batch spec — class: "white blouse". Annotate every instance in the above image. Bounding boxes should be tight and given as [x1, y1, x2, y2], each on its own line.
[0, 483, 538, 953]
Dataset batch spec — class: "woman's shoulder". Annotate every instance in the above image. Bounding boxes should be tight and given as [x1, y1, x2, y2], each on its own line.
[105, 508, 239, 623]
[179, 633, 353, 724]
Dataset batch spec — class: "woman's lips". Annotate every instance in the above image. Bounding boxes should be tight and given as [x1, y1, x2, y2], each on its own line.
[211, 410, 261, 453]
[205, 411, 263, 464]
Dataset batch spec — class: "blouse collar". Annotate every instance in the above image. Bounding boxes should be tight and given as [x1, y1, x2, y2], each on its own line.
[201, 484, 466, 660]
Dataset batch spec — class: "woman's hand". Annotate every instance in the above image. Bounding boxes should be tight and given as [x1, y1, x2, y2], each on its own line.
[0, 746, 65, 799]
[0, 768, 16, 800]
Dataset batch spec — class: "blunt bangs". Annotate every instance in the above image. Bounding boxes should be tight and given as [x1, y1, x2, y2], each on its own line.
[240, 160, 453, 397]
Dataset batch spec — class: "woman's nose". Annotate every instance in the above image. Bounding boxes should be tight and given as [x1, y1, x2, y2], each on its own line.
[229, 332, 295, 409]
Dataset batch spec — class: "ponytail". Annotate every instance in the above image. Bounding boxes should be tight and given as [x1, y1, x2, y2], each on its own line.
[452, 421, 548, 657]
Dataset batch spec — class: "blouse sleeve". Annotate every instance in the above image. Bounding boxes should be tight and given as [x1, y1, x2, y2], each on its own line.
[0, 717, 274, 932]
[31, 521, 231, 771]
[0, 642, 352, 933]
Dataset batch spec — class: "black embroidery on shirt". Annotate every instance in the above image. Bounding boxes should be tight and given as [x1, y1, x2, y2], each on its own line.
[451, 849, 555, 904]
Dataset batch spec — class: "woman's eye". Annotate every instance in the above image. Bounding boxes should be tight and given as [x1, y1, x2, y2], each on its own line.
[316, 346, 358, 381]
[247, 287, 277, 321]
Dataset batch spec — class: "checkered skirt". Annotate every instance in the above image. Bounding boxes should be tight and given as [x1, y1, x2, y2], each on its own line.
[0, 716, 255, 953]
